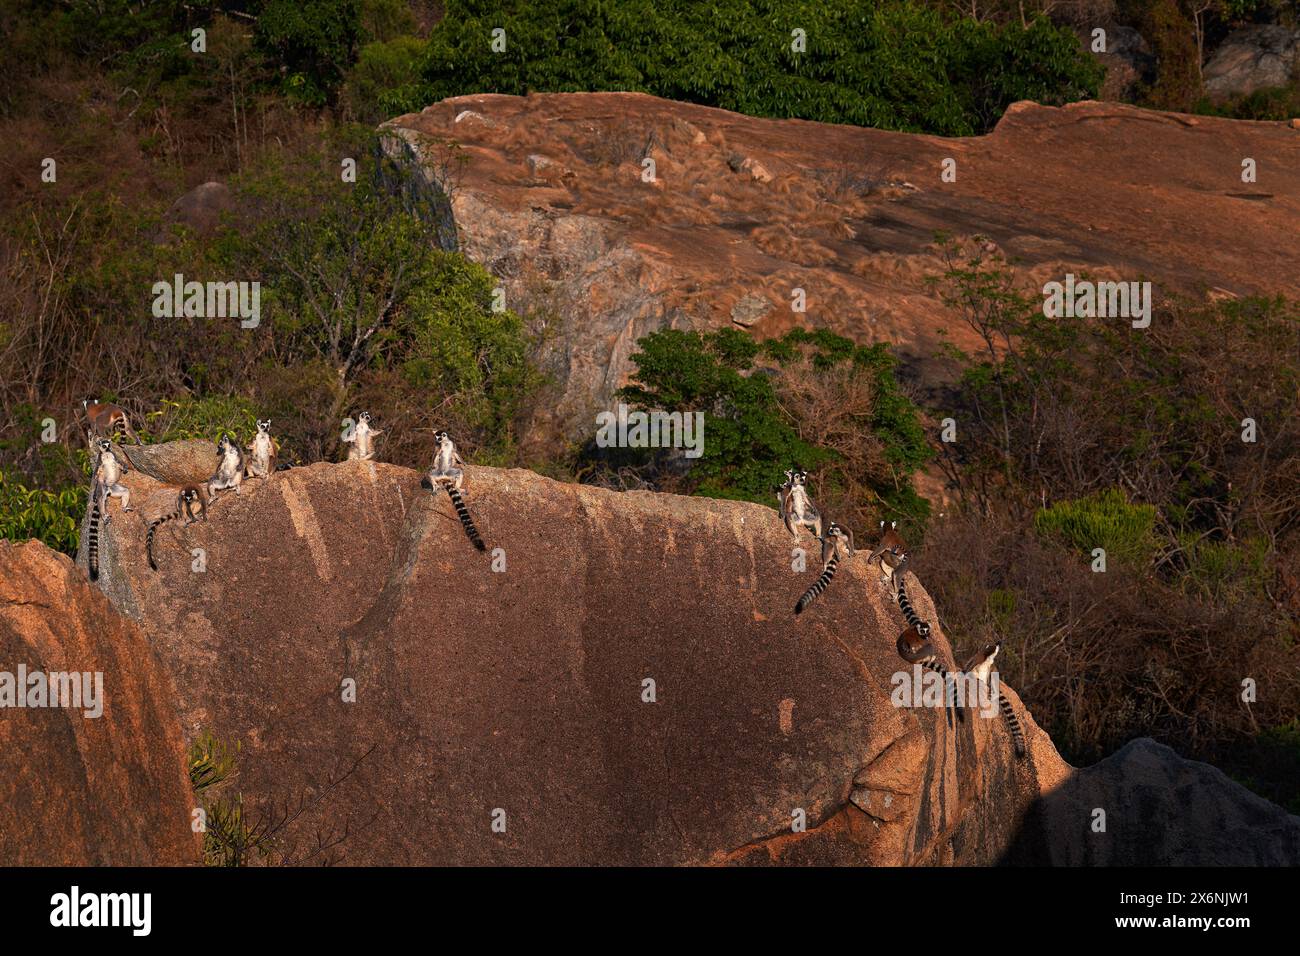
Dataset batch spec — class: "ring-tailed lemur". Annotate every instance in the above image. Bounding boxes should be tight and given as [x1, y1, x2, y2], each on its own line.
[899, 556, 961, 723]
[344, 411, 382, 462]
[794, 522, 854, 614]
[963, 641, 1026, 758]
[420, 430, 486, 551]
[82, 398, 140, 444]
[86, 437, 132, 581]
[867, 519, 908, 589]
[245, 419, 278, 479]
[777, 467, 823, 541]
[146, 484, 209, 571]
[896, 621, 964, 724]
[208, 433, 245, 501]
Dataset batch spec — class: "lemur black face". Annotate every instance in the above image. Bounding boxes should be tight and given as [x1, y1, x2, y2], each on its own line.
[358, 412, 371, 423]
[258, 419, 270, 432]
[918, 622, 931, 637]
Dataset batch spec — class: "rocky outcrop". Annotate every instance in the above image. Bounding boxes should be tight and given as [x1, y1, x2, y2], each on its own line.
[382, 93, 1300, 440]
[1203, 25, 1300, 99]
[1093, 26, 1155, 102]
[1013, 739, 1300, 866]
[157, 181, 235, 241]
[54, 443, 1300, 865]
[0, 540, 199, 865]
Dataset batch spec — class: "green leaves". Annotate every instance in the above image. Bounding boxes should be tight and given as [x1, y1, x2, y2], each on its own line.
[413, 0, 1100, 135]
[0, 468, 85, 556]
[617, 326, 930, 515]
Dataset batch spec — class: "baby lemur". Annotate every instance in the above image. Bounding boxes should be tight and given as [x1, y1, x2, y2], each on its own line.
[794, 522, 854, 615]
[146, 484, 209, 571]
[420, 430, 486, 551]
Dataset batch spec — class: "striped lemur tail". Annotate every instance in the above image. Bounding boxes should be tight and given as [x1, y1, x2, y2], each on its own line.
[446, 485, 486, 551]
[795, 556, 839, 615]
[895, 571, 925, 631]
[146, 510, 183, 571]
[999, 691, 1027, 757]
[86, 498, 102, 581]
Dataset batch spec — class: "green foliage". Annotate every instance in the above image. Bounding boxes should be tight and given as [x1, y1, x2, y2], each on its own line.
[399, 254, 543, 464]
[222, 134, 540, 461]
[1034, 489, 1159, 566]
[617, 326, 931, 513]
[145, 396, 262, 444]
[1177, 533, 1271, 600]
[1195, 82, 1300, 121]
[344, 35, 426, 122]
[410, 0, 1101, 136]
[188, 730, 240, 794]
[0, 469, 85, 556]
[619, 328, 826, 502]
[256, 0, 363, 105]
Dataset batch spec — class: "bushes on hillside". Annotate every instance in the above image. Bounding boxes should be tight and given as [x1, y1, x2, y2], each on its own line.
[606, 326, 931, 531]
[409, 0, 1101, 135]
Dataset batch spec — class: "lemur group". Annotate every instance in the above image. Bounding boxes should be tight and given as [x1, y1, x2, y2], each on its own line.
[80, 399, 485, 584]
[81, 399, 1023, 758]
[779, 467, 1026, 758]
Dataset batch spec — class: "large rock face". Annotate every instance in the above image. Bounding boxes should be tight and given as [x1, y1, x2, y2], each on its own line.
[383, 93, 1300, 439]
[0, 541, 199, 865]
[61, 446, 1300, 865]
[1203, 25, 1300, 99]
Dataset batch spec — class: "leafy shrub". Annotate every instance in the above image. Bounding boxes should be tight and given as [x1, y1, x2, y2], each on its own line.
[256, 0, 363, 105]
[409, 0, 1101, 136]
[613, 326, 930, 529]
[1034, 489, 1159, 566]
[145, 396, 262, 445]
[344, 35, 426, 122]
[0, 469, 85, 555]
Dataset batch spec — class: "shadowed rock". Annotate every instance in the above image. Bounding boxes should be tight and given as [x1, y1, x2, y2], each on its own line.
[0, 541, 199, 865]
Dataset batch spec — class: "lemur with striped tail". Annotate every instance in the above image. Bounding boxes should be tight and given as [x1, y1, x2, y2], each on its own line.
[896, 621, 964, 724]
[777, 467, 823, 541]
[866, 519, 908, 590]
[86, 437, 133, 581]
[420, 430, 486, 551]
[208, 434, 244, 501]
[963, 641, 1027, 758]
[82, 398, 140, 444]
[794, 522, 854, 614]
[344, 411, 382, 462]
[244, 419, 279, 480]
[146, 484, 209, 571]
